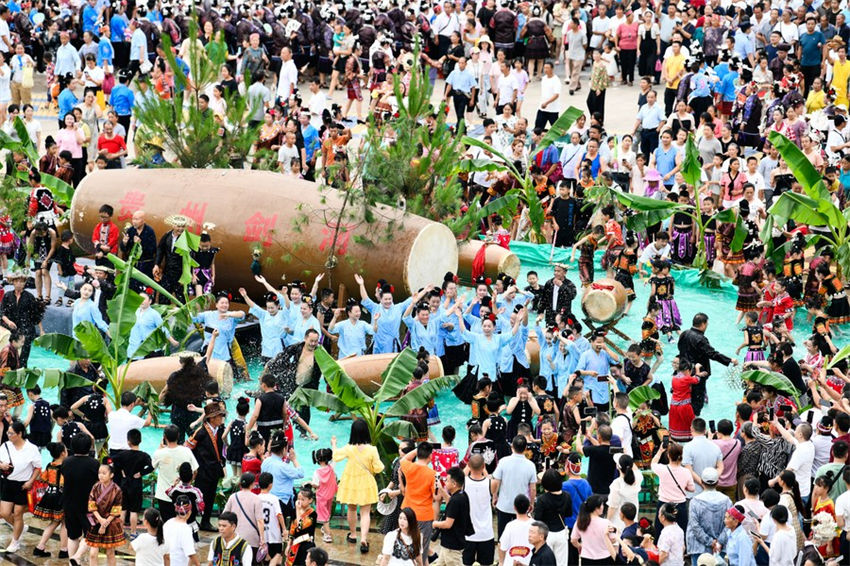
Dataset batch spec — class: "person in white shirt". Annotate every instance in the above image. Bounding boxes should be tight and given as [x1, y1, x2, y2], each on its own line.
[465, 454, 495, 566]
[499, 495, 534, 566]
[590, 13, 611, 49]
[610, 393, 633, 457]
[152, 425, 199, 514]
[0, 422, 41, 553]
[836, 470, 850, 528]
[494, 60, 518, 113]
[535, 62, 563, 129]
[276, 46, 298, 104]
[755, 505, 797, 566]
[307, 78, 328, 130]
[131, 508, 167, 566]
[769, 420, 815, 499]
[164, 496, 200, 566]
[107, 391, 151, 453]
[0, 8, 10, 55]
[258, 473, 286, 562]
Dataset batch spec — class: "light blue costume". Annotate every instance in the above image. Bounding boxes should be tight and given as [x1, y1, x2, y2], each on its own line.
[286, 314, 321, 346]
[461, 329, 512, 379]
[496, 293, 530, 326]
[403, 311, 443, 356]
[192, 311, 240, 361]
[499, 323, 529, 374]
[72, 299, 108, 337]
[723, 526, 757, 566]
[439, 299, 464, 351]
[534, 325, 558, 390]
[128, 306, 171, 359]
[330, 319, 374, 358]
[361, 296, 412, 353]
[575, 348, 617, 405]
[552, 340, 582, 395]
[248, 304, 287, 358]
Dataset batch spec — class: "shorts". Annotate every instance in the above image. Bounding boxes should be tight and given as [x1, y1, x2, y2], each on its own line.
[29, 430, 51, 448]
[719, 100, 733, 115]
[462, 539, 495, 566]
[58, 275, 75, 289]
[0, 479, 27, 506]
[267, 542, 283, 559]
[65, 511, 87, 540]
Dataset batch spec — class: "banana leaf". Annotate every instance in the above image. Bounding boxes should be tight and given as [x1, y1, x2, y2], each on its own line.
[374, 348, 421, 403]
[289, 387, 351, 414]
[174, 229, 200, 286]
[60, 371, 92, 389]
[315, 346, 374, 409]
[827, 344, 850, 369]
[451, 191, 521, 235]
[12, 117, 38, 164]
[73, 321, 113, 367]
[681, 134, 701, 188]
[106, 252, 184, 307]
[40, 173, 75, 208]
[741, 369, 800, 403]
[628, 385, 661, 410]
[461, 136, 523, 181]
[602, 185, 684, 232]
[2, 368, 40, 389]
[768, 192, 830, 227]
[131, 325, 171, 360]
[380, 419, 418, 439]
[730, 212, 747, 253]
[455, 159, 509, 174]
[34, 333, 92, 360]
[383, 374, 461, 417]
[536, 106, 585, 153]
[132, 381, 162, 424]
[767, 131, 830, 202]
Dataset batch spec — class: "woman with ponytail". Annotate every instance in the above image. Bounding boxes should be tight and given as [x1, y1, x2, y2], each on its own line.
[131, 508, 165, 566]
[656, 503, 684, 566]
[606, 455, 642, 532]
[570, 494, 618, 565]
[775, 469, 806, 552]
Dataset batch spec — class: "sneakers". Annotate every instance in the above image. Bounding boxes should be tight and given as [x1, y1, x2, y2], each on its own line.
[32, 547, 50, 558]
[4, 539, 20, 553]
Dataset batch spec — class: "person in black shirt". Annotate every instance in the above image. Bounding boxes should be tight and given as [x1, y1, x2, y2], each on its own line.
[528, 521, 558, 566]
[0, 272, 43, 366]
[119, 210, 157, 280]
[577, 423, 617, 496]
[61, 434, 100, 561]
[53, 230, 77, 306]
[432, 467, 473, 563]
[533, 469, 571, 560]
[677, 313, 738, 416]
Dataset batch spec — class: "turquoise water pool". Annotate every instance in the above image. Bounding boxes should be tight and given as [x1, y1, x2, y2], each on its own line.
[25, 242, 826, 480]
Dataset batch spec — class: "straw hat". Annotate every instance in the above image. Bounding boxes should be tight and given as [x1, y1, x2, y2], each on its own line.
[164, 214, 194, 229]
[144, 136, 165, 150]
[5, 270, 28, 281]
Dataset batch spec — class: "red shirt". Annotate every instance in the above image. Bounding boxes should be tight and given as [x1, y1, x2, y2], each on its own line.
[97, 134, 126, 156]
[241, 455, 262, 493]
[671, 374, 700, 402]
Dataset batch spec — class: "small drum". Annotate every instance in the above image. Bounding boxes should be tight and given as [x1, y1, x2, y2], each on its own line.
[581, 278, 628, 323]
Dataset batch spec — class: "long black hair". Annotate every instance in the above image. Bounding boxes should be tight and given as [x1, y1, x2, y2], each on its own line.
[576, 494, 606, 532]
[618, 455, 637, 486]
[143, 508, 164, 545]
[162, 355, 214, 407]
[349, 418, 372, 445]
[778, 469, 809, 519]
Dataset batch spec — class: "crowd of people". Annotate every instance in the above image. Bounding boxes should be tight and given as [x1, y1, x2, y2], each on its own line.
[1, 0, 850, 565]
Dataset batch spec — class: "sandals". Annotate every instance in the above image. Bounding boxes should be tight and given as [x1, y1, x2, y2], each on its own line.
[54, 298, 63, 306]
[322, 533, 333, 543]
[360, 541, 369, 554]
[346, 533, 357, 544]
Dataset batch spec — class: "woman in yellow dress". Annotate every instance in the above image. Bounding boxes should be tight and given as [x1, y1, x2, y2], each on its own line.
[332, 418, 385, 554]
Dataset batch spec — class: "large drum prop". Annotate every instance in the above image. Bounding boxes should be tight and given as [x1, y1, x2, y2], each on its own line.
[581, 278, 629, 324]
[119, 354, 234, 395]
[339, 353, 444, 396]
[69, 170, 458, 295]
[457, 240, 521, 285]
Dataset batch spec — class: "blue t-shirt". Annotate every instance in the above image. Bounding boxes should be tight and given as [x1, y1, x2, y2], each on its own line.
[799, 30, 826, 66]
[110, 13, 128, 41]
[562, 478, 592, 528]
[109, 84, 135, 116]
[57, 89, 79, 119]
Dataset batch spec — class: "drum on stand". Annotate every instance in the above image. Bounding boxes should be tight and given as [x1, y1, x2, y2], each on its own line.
[581, 278, 628, 324]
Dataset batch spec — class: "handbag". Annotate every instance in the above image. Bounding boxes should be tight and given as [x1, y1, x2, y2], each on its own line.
[654, 59, 662, 73]
[139, 58, 153, 75]
[234, 494, 269, 562]
[102, 73, 115, 95]
[21, 66, 33, 89]
[0, 444, 13, 478]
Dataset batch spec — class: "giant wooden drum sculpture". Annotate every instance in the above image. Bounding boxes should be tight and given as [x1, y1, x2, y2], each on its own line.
[580, 278, 629, 323]
[120, 354, 234, 395]
[69, 170, 459, 295]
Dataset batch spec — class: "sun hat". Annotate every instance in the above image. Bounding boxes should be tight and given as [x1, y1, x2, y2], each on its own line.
[376, 488, 399, 516]
[645, 168, 663, 182]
